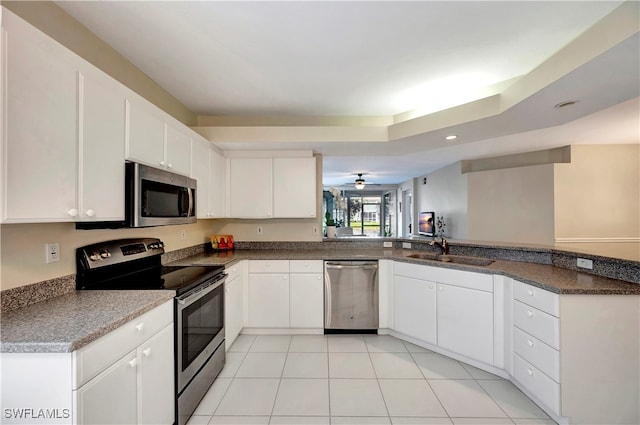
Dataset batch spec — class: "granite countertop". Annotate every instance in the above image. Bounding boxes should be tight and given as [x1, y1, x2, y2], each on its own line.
[1, 290, 174, 353]
[173, 248, 640, 295]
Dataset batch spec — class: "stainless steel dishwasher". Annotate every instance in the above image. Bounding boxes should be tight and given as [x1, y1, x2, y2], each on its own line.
[324, 260, 379, 332]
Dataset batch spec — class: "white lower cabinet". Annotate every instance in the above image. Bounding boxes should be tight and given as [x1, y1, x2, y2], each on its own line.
[224, 261, 245, 349]
[437, 282, 493, 365]
[392, 262, 494, 365]
[0, 301, 174, 425]
[289, 261, 324, 328]
[246, 260, 323, 330]
[74, 347, 139, 424]
[393, 274, 437, 345]
[73, 302, 174, 425]
[510, 281, 640, 424]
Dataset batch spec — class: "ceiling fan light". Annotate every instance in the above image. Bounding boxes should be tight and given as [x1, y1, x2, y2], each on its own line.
[354, 173, 365, 190]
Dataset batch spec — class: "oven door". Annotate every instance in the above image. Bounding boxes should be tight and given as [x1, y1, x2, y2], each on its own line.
[176, 275, 225, 393]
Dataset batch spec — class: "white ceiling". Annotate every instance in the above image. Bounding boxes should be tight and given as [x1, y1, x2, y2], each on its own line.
[55, 1, 639, 186]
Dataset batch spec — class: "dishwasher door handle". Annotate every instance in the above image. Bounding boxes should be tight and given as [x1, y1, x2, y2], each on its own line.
[325, 263, 378, 270]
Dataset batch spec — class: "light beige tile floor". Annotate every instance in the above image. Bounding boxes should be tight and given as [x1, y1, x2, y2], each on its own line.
[188, 334, 557, 425]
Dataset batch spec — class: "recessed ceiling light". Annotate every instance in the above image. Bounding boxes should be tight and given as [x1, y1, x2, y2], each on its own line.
[554, 100, 578, 109]
[445, 135, 457, 141]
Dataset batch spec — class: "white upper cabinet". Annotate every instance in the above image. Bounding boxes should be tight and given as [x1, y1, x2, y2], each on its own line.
[228, 153, 316, 219]
[2, 10, 78, 222]
[210, 148, 227, 218]
[273, 157, 316, 218]
[126, 100, 166, 169]
[165, 123, 191, 176]
[126, 98, 192, 176]
[191, 136, 212, 218]
[191, 135, 227, 219]
[79, 69, 126, 221]
[229, 157, 273, 218]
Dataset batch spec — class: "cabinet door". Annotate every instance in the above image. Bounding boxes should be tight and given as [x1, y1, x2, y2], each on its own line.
[247, 274, 289, 327]
[437, 283, 493, 364]
[225, 275, 244, 349]
[210, 149, 227, 218]
[139, 325, 174, 425]
[2, 12, 78, 222]
[127, 100, 165, 168]
[393, 275, 437, 345]
[165, 124, 191, 176]
[74, 351, 138, 424]
[273, 157, 316, 218]
[228, 158, 272, 218]
[191, 137, 212, 218]
[290, 273, 324, 328]
[79, 70, 125, 221]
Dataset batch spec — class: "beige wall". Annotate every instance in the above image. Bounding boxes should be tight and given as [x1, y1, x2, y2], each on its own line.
[467, 164, 556, 245]
[0, 221, 215, 291]
[415, 162, 468, 239]
[2, 1, 196, 125]
[554, 145, 640, 260]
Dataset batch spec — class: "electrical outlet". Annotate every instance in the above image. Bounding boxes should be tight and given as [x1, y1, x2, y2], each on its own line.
[180, 230, 186, 240]
[383, 241, 393, 248]
[402, 242, 412, 249]
[257, 226, 263, 235]
[577, 258, 593, 270]
[313, 226, 319, 235]
[45, 242, 60, 263]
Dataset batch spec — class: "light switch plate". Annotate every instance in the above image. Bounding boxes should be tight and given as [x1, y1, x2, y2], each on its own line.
[383, 241, 393, 248]
[402, 242, 412, 249]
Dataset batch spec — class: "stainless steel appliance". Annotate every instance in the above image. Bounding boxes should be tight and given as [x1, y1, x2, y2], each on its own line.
[126, 161, 197, 227]
[324, 260, 379, 332]
[76, 238, 225, 425]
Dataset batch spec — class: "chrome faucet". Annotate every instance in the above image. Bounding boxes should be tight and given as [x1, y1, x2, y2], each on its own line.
[429, 237, 449, 255]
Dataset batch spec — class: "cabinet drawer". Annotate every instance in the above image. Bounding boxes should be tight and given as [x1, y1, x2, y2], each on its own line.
[73, 300, 173, 388]
[513, 300, 559, 349]
[513, 354, 560, 415]
[249, 260, 289, 273]
[290, 260, 323, 273]
[513, 327, 559, 382]
[513, 281, 559, 316]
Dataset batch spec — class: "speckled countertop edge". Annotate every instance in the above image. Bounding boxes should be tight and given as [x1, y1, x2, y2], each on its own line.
[174, 248, 640, 295]
[1, 290, 174, 353]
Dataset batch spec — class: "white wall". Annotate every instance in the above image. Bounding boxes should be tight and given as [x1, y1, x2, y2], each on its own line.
[467, 164, 556, 245]
[415, 162, 468, 239]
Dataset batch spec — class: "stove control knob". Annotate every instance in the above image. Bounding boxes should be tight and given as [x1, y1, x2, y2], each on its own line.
[149, 243, 158, 249]
[100, 250, 111, 259]
[158, 241, 164, 248]
[89, 252, 101, 261]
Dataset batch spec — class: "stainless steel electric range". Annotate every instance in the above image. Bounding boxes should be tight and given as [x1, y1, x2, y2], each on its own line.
[76, 238, 226, 425]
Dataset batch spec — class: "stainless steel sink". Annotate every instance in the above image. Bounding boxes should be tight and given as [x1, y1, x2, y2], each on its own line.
[407, 253, 494, 266]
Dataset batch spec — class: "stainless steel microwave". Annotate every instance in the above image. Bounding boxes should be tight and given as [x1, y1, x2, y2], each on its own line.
[125, 161, 196, 227]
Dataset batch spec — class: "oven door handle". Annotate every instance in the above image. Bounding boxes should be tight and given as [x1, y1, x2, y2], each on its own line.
[176, 273, 226, 308]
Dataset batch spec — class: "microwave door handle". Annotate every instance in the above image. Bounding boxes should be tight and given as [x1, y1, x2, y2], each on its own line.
[188, 188, 194, 217]
[178, 188, 189, 217]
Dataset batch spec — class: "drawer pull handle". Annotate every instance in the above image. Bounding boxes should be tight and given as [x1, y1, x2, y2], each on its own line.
[527, 340, 534, 347]
[527, 310, 534, 318]
[142, 348, 151, 357]
[527, 368, 534, 376]
[135, 323, 145, 332]
[528, 289, 534, 296]
[129, 358, 137, 368]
